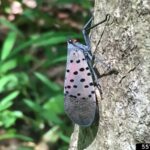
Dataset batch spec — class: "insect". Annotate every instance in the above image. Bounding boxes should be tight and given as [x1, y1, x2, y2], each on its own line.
[64, 15, 110, 127]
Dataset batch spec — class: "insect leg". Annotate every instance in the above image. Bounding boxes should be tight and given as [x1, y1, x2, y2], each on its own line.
[89, 62, 102, 94]
[82, 14, 111, 50]
[85, 51, 97, 81]
[85, 14, 110, 31]
[82, 17, 93, 49]
[86, 52, 101, 92]
[84, 50, 110, 75]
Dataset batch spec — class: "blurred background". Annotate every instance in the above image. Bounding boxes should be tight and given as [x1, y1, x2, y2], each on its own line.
[0, 0, 93, 149]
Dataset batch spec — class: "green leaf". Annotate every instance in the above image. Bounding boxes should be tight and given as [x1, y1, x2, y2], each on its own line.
[42, 109, 63, 124]
[24, 99, 63, 124]
[24, 99, 42, 112]
[0, 73, 29, 92]
[17, 146, 34, 150]
[0, 91, 20, 111]
[43, 95, 64, 114]
[59, 132, 70, 143]
[43, 126, 60, 143]
[1, 32, 17, 61]
[0, 59, 17, 74]
[48, 56, 67, 65]
[0, 74, 18, 92]
[35, 72, 61, 92]
[32, 35, 66, 46]
[10, 32, 81, 57]
[0, 18, 22, 36]
[0, 132, 33, 141]
[0, 110, 23, 128]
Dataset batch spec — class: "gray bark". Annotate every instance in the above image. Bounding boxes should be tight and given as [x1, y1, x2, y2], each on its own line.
[69, 0, 150, 150]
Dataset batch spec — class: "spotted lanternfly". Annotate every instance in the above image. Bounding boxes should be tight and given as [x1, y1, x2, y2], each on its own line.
[64, 15, 110, 126]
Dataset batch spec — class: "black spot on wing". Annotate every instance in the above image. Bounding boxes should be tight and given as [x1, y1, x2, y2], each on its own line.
[76, 60, 80, 63]
[67, 85, 71, 89]
[91, 91, 95, 94]
[66, 91, 69, 94]
[70, 79, 74, 82]
[70, 95, 77, 98]
[80, 78, 85, 82]
[84, 85, 89, 88]
[79, 68, 85, 72]
[77, 93, 81, 96]
[89, 82, 93, 86]
[73, 71, 78, 75]
[87, 72, 91, 76]
[73, 85, 77, 88]
[88, 94, 92, 98]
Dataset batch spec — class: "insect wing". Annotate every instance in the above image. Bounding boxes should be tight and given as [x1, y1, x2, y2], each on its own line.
[64, 45, 96, 126]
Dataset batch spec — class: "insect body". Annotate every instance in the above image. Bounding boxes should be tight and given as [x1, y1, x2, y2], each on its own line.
[64, 39, 96, 126]
[64, 15, 110, 126]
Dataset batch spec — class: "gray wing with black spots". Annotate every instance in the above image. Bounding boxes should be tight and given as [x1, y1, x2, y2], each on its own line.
[64, 95, 96, 126]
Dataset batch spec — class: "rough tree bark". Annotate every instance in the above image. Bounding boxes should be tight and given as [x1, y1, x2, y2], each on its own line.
[69, 0, 150, 150]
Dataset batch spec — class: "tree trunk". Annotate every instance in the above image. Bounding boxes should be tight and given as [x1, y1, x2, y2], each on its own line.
[69, 0, 150, 150]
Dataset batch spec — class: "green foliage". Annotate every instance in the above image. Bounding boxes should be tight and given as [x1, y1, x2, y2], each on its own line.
[0, 0, 92, 149]
[1, 32, 17, 61]
[35, 72, 61, 92]
[0, 130, 33, 141]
